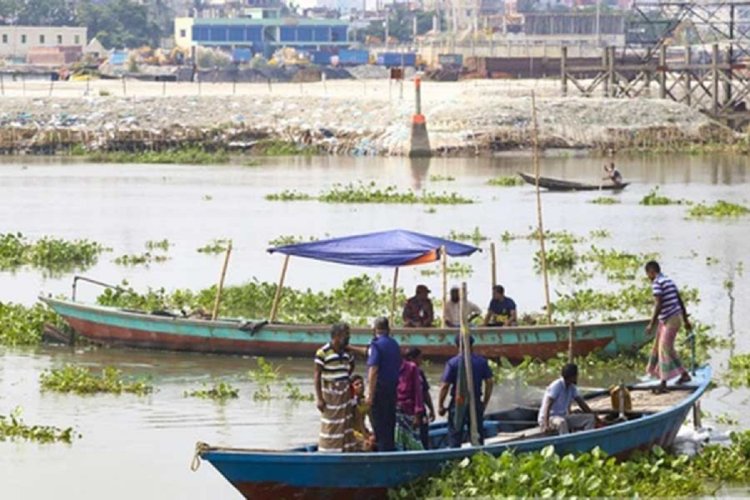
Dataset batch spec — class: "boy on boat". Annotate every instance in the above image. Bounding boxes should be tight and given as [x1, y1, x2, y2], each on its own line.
[349, 374, 374, 451]
[437, 335, 494, 447]
[485, 285, 517, 327]
[539, 363, 595, 435]
[314, 322, 356, 452]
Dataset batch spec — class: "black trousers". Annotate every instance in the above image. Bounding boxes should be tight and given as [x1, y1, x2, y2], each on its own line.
[370, 387, 397, 452]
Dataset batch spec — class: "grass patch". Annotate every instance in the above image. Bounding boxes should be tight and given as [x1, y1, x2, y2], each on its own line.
[40, 365, 153, 396]
[487, 176, 524, 187]
[252, 139, 316, 156]
[184, 381, 239, 402]
[0, 407, 77, 443]
[688, 200, 750, 218]
[83, 146, 230, 165]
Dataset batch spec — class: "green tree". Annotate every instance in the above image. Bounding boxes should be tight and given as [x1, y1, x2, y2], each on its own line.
[15, 0, 76, 25]
[77, 0, 162, 48]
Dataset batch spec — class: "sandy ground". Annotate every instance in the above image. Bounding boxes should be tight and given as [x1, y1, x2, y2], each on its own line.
[0, 78, 729, 155]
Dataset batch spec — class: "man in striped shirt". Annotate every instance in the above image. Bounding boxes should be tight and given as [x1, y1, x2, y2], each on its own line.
[314, 322, 356, 452]
[645, 261, 692, 393]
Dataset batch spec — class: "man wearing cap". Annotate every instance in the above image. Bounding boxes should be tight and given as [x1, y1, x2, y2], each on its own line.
[444, 286, 483, 328]
[402, 284, 435, 328]
[437, 335, 494, 447]
[485, 285, 517, 327]
[538, 363, 595, 435]
[366, 317, 401, 452]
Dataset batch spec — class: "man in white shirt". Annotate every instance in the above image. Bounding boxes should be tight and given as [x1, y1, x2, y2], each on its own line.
[443, 286, 482, 327]
[538, 363, 595, 435]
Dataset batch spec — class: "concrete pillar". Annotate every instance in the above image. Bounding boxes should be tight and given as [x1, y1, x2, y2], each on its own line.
[409, 77, 431, 158]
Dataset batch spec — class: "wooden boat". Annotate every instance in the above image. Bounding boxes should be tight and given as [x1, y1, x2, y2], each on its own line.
[193, 366, 711, 499]
[40, 296, 650, 361]
[519, 172, 630, 191]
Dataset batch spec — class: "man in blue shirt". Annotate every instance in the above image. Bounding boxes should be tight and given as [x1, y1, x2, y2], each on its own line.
[485, 285, 517, 326]
[538, 363, 595, 435]
[366, 316, 401, 452]
[437, 335, 494, 447]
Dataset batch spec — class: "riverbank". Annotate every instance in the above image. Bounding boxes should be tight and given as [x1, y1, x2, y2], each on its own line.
[0, 79, 736, 157]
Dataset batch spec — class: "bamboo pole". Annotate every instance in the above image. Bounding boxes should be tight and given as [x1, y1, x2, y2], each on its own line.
[567, 321, 575, 362]
[490, 242, 497, 289]
[441, 245, 448, 328]
[269, 255, 290, 322]
[531, 91, 552, 324]
[460, 282, 480, 446]
[211, 241, 233, 320]
[390, 267, 399, 326]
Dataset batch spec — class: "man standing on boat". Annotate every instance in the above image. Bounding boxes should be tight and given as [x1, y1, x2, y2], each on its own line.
[366, 317, 401, 452]
[539, 363, 595, 435]
[314, 323, 356, 452]
[645, 261, 692, 393]
[402, 284, 435, 327]
[437, 335, 494, 447]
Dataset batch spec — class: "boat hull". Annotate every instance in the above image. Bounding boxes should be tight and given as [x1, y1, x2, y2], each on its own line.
[519, 172, 629, 192]
[200, 367, 711, 499]
[41, 297, 650, 361]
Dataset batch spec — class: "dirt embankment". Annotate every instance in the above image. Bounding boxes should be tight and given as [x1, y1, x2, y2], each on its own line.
[0, 79, 734, 156]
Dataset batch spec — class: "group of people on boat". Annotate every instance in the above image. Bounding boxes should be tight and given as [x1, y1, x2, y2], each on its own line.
[312, 259, 694, 452]
[402, 284, 518, 328]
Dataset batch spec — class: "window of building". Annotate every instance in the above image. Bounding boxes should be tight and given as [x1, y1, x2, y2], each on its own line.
[57, 34, 62, 44]
[21, 34, 26, 44]
[1, 34, 7, 43]
[40, 34, 45, 43]
[180, 29, 186, 38]
[74, 35, 80, 44]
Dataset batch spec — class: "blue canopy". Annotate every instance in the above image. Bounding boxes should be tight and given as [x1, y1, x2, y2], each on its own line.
[267, 229, 479, 268]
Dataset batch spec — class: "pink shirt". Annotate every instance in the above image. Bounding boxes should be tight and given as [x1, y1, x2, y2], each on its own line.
[397, 360, 424, 416]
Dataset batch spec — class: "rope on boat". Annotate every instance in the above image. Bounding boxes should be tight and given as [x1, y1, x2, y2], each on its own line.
[191, 442, 211, 471]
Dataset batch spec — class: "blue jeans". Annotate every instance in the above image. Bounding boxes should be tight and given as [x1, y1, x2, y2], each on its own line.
[448, 403, 485, 448]
[370, 387, 397, 452]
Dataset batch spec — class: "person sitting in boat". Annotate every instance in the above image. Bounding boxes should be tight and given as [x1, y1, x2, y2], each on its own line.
[314, 323, 356, 452]
[484, 285, 517, 327]
[538, 363, 595, 435]
[603, 162, 623, 186]
[437, 335, 494, 447]
[402, 284, 435, 328]
[349, 374, 374, 451]
[395, 352, 425, 451]
[444, 285, 482, 328]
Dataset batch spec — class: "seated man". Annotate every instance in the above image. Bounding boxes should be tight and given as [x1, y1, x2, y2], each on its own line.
[484, 285, 517, 326]
[538, 363, 595, 435]
[402, 284, 434, 328]
[603, 162, 623, 186]
[443, 286, 482, 328]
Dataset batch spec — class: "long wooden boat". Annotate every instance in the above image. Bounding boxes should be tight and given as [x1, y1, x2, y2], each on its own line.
[194, 366, 711, 499]
[41, 297, 650, 361]
[519, 172, 630, 191]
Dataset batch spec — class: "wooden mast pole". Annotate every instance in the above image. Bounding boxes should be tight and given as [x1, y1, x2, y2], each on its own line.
[531, 91, 552, 324]
[211, 240, 233, 320]
[441, 245, 448, 327]
[461, 282, 480, 446]
[490, 242, 497, 289]
[390, 267, 399, 325]
[269, 255, 290, 323]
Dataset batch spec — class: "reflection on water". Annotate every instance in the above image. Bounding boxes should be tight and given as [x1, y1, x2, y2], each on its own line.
[0, 155, 749, 499]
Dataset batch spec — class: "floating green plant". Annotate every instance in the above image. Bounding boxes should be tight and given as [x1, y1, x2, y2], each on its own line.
[197, 239, 231, 254]
[725, 353, 750, 388]
[0, 232, 107, 275]
[145, 239, 171, 251]
[252, 384, 273, 401]
[0, 407, 76, 444]
[113, 252, 168, 266]
[284, 380, 315, 401]
[584, 246, 658, 282]
[267, 234, 321, 247]
[534, 242, 577, 273]
[264, 190, 315, 201]
[688, 200, 750, 218]
[40, 365, 153, 396]
[486, 176, 524, 187]
[446, 227, 487, 246]
[589, 197, 620, 205]
[589, 229, 611, 239]
[429, 175, 456, 182]
[317, 182, 473, 205]
[248, 357, 281, 383]
[639, 186, 688, 206]
[184, 381, 239, 402]
[82, 146, 229, 165]
[420, 262, 474, 278]
[0, 301, 65, 346]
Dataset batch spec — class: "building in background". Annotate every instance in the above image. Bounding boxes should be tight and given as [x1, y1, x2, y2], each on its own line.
[174, 17, 350, 55]
[0, 26, 87, 60]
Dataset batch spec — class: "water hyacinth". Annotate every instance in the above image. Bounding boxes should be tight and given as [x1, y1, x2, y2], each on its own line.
[0, 232, 107, 275]
[0, 407, 77, 444]
[40, 365, 153, 396]
[687, 200, 750, 218]
[317, 182, 474, 205]
[184, 381, 240, 402]
[0, 301, 65, 346]
[486, 176, 524, 187]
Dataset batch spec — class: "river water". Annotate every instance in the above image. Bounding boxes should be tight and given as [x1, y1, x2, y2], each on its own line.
[0, 154, 749, 499]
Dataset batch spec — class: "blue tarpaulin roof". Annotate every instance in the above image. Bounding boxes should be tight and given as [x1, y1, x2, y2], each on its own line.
[267, 229, 479, 267]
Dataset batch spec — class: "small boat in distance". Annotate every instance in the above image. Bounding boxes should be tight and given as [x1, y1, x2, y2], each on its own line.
[193, 366, 711, 499]
[519, 172, 630, 191]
